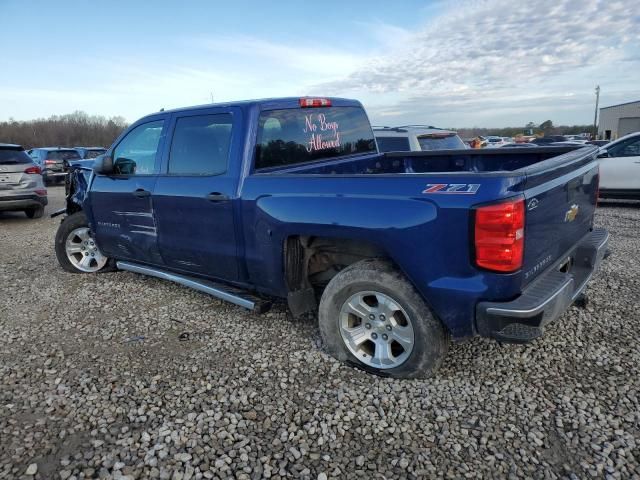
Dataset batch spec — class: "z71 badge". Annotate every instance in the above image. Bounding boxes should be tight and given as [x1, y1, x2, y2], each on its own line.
[422, 183, 480, 194]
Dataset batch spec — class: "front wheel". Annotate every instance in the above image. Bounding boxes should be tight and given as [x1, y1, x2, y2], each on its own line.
[55, 211, 112, 273]
[318, 259, 450, 378]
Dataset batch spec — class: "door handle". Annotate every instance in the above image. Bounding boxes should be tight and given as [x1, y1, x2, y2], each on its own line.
[133, 188, 151, 198]
[206, 192, 230, 202]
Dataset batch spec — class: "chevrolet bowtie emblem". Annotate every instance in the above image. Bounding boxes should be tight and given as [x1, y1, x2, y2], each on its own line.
[565, 204, 579, 222]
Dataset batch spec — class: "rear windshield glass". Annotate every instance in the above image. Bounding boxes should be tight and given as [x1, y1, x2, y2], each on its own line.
[417, 134, 465, 151]
[0, 148, 31, 164]
[46, 150, 81, 160]
[84, 149, 106, 158]
[255, 106, 376, 170]
[375, 136, 411, 152]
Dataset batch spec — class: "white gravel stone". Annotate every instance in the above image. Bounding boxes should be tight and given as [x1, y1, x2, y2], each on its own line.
[1, 188, 639, 479]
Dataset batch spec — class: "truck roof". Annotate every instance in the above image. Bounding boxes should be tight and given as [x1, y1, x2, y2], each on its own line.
[140, 97, 363, 121]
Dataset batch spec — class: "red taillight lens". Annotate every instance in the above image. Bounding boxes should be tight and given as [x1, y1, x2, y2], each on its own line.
[44, 159, 57, 165]
[474, 198, 525, 272]
[34, 189, 47, 196]
[24, 166, 42, 175]
[299, 98, 332, 108]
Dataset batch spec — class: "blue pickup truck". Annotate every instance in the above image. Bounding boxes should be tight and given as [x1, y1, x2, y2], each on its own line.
[54, 97, 609, 378]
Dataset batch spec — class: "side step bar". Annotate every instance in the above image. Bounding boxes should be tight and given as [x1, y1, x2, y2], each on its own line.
[116, 261, 271, 313]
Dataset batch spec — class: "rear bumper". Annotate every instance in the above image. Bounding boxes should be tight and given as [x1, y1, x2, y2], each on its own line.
[476, 228, 609, 343]
[0, 194, 48, 211]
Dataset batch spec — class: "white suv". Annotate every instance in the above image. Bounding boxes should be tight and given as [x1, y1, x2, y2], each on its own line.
[597, 131, 640, 199]
[373, 125, 467, 152]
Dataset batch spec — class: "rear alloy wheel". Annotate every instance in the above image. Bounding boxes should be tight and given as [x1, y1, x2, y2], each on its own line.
[319, 259, 450, 378]
[339, 291, 415, 369]
[55, 211, 112, 273]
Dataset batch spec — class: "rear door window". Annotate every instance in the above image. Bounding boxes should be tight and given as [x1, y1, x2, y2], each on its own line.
[168, 114, 233, 175]
[375, 136, 411, 152]
[418, 134, 466, 151]
[255, 106, 376, 170]
[46, 150, 81, 160]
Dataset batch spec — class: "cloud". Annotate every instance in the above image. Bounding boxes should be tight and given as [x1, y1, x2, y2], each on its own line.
[315, 0, 640, 125]
[321, 0, 638, 94]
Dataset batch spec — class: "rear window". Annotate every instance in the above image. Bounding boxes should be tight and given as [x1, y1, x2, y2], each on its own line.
[255, 106, 376, 170]
[46, 150, 81, 160]
[0, 148, 31, 165]
[375, 136, 411, 152]
[84, 149, 106, 159]
[417, 134, 465, 151]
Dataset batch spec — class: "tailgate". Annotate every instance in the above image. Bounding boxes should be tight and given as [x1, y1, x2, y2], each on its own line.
[521, 147, 599, 286]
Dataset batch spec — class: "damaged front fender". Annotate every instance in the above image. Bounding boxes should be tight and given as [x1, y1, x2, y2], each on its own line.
[50, 166, 93, 218]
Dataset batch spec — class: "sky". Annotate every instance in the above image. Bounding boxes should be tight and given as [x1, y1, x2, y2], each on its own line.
[1, 0, 639, 128]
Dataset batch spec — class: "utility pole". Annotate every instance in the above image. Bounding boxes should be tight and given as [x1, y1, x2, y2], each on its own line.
[593, 85, 600, 139]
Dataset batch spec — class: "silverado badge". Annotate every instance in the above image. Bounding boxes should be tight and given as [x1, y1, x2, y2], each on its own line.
[565, 204, 579, 222]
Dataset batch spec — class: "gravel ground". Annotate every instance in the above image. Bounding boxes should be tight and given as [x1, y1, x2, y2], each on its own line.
[1, 186, 639, 480]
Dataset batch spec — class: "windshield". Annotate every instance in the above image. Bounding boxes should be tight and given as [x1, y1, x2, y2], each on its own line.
[255, 106, 376, 170]
[84, 149, 106, 158]
[417, 134, 465, 151]
[376, 136, 411, 152]
[46, 150, 81, 160]
[0, 148, 32, 164]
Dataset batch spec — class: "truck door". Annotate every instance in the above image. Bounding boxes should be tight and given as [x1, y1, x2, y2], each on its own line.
[152, 108, 241, 281]
[89, 117, 166, 265]
[599, 135, 640, 192]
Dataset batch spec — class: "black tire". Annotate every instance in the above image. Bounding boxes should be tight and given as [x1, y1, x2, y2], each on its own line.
[318, 259, 450, 379]
[55, 211, 114, 273]
[25, 206, 44, 219]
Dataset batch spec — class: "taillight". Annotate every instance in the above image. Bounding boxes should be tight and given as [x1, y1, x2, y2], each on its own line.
[24, 166, 42, 175]
[299, 98, 332, 108]
[34, 189, 47, 196]
[44, 159, 57, 165]
[474, 198, 525, 273]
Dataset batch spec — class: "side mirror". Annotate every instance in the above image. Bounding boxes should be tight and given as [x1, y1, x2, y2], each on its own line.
[597, 150, 609, 159]
[93, 155, 114, 174]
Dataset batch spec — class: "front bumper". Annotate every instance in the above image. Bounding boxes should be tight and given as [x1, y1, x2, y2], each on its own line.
[476, 228, 609, 343]
[0, 194, 48, 211]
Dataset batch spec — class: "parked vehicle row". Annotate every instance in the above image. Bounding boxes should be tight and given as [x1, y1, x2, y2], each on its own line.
[54, 97, 608, 378]
[23, 146, 107, 185]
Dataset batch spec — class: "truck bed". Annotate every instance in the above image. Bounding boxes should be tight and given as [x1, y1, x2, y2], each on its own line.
[260, 145, 595, 176]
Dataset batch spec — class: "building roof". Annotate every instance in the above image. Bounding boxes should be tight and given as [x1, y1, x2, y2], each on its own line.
[600, 100, 640, 110]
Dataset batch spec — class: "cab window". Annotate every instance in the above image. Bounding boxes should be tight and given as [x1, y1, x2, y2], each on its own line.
[112, 120, 164, 175]
[168, 114, 232, 175]
[255, 106, 376, 170]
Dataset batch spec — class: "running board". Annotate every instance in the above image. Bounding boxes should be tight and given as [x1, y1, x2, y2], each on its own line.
[116, 261, 271, 313]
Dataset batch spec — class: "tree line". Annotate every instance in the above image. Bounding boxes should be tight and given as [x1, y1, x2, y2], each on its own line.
[0, 111, 128, 149]
[456, 121, 594, 139]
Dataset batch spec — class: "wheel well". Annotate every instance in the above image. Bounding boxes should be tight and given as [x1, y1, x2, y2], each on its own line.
[284, 235, 389, 298]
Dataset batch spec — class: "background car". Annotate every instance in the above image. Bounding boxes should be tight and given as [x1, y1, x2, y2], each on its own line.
[0, 143, 48, 218]
[27, 147, 81, 184]
[374, 125, 467, 152]
[484, 136, 511, 147]
[530, 135, 568, 145]
[74, 146, 107, 159]
[499, 142, 538, 147]
[587, 140, 610, 147]
[597, 131, 640, 199]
